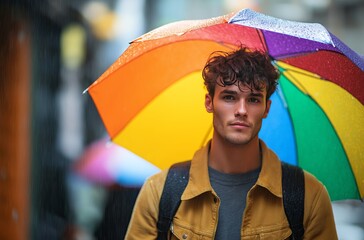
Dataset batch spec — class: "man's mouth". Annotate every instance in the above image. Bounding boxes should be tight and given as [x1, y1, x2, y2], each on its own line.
[229, 121, 250, 128]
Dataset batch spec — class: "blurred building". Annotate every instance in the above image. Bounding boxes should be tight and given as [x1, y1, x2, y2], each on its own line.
[0, 0, 106, 239]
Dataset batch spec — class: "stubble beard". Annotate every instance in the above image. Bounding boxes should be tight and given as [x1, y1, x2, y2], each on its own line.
[223, 130, 258, 146]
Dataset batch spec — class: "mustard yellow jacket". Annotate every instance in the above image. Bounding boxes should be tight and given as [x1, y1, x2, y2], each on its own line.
[125, 141, 338, 239]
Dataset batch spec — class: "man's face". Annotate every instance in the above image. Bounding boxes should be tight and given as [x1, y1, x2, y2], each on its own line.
[205, 83, 271, 146]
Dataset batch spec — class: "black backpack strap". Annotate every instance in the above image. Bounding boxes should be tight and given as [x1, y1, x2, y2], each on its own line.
[281, 162, 305, 240]
[157, 160, 191, 240]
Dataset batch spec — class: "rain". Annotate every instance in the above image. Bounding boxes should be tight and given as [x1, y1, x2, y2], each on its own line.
[0, 0, 363, 239]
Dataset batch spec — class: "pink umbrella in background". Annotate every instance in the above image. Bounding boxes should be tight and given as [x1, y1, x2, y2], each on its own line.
[73, 138, 160, 187]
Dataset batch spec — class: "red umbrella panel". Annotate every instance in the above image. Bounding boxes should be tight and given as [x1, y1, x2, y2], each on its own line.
[86, 9, 364, 200]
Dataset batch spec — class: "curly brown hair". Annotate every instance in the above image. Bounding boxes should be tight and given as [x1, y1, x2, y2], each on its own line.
[202, 47, 279, 100]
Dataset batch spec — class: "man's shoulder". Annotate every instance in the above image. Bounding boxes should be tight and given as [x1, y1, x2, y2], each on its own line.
[302, 170, 330, 203]
[281, 163, 325, 194]
[303, 170, 325, 189]
[146, 168, 169, 187]
[144, 162, 190, 191]
[149, 161, 191, 188]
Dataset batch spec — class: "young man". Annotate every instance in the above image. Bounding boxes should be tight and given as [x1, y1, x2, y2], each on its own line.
[125, 47, 338, 239]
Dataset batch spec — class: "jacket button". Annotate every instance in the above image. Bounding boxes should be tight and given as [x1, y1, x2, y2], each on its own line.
[182, 233, 188, 239]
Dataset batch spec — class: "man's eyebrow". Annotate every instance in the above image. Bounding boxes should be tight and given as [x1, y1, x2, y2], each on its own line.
[249, 92, 264, 98]
[220, 90, 238, 95]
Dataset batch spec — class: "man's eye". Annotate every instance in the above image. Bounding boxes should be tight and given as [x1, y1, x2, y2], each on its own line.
[248, 98, 260, 103]
[223, 95, 235, 101]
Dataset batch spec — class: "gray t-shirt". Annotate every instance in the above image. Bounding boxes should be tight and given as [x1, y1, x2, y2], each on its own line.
[209, 166, 260, 239]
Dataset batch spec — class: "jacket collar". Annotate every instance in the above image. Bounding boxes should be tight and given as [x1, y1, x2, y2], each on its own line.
[256, 140, 282, 198]
[181, 139, 282, 200]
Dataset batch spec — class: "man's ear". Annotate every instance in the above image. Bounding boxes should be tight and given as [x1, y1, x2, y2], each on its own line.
[205, 94, 213, 113]
[263, 99, 271, 118]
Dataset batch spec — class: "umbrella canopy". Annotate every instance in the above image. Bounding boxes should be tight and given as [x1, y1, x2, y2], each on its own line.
[87, 9, 364, 201]
[73, 138, 160, 187]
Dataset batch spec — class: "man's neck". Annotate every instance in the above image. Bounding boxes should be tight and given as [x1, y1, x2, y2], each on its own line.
[208, 137, 261, 174]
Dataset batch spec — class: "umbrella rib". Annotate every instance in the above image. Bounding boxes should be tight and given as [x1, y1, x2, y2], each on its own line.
[256, 28, 268, 53]
[277, 85, 299, 166]
[276, 85, 288, 109]
[280, 66, 325, 95]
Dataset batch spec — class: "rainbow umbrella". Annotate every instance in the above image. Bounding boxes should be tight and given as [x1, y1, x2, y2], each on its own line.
[73, 138, 160, 187]
[86, 9, 364, 201]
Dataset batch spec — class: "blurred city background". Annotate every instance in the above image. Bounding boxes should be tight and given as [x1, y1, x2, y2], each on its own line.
[0, 0, 363, 239]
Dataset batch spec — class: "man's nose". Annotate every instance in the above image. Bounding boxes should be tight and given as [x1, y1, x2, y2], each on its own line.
[234, 100, 247, 117]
